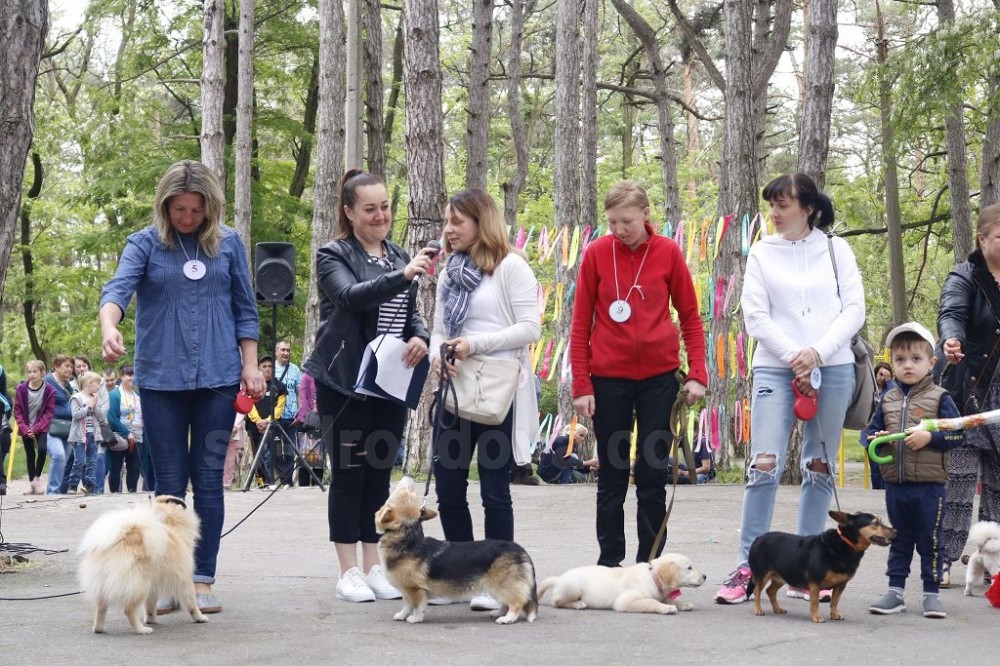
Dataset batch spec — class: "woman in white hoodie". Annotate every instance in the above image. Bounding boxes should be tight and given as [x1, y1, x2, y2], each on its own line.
[715, 173, 865, 604]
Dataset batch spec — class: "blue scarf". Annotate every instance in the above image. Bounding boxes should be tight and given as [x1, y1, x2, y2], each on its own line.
[442, 252, 483, 338]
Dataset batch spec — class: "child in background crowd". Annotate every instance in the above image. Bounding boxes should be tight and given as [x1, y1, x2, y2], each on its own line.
[68, 371, 105, 494]
[13, 360, 56, 495]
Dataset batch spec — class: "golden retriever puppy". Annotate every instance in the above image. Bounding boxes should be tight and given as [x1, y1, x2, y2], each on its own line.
[537, 554, 706, 614]
[77, 496, 207, 634]
[375, 477, 537, 625]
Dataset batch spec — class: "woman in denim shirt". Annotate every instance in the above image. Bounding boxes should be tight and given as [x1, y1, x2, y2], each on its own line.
[99, 160, 265, 614]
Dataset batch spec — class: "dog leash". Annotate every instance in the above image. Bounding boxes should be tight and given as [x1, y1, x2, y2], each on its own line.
[425, 343, 459, 501]
[648, 373, 697, 562]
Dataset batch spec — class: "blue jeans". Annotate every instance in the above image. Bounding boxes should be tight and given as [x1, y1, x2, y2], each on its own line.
[69, 433, 98, 491]
[141, 385, 238, 584]
[736, 364, 854, 567]
[45, 435, 67, 494]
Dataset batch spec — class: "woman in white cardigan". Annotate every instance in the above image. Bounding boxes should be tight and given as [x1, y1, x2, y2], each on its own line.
[430, 189, 541, 608]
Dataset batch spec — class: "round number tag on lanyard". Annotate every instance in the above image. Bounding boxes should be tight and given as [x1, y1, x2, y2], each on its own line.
[609, 300, 632, 323]
[810, 367, 822, 390]
[184, 260, 206, 281]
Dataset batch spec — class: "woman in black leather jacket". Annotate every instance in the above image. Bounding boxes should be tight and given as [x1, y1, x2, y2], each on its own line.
[937, 202, 1000, 586]
[303, 169, 435, 604]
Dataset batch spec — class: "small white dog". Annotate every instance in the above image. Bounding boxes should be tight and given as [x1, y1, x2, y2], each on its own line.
[537, 553, 706, 614]
[963, 520, 1000, 596]
[77, 496, 207, 634]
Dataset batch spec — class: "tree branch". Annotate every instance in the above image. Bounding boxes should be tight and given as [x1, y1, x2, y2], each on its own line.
[665, 0, 725, 91]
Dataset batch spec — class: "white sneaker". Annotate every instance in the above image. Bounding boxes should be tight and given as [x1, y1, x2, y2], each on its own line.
[428, 596, 460, 605]
[470, 593, 500, 611]
[365, 565, 402, 600]
[335, 567, 376, 603]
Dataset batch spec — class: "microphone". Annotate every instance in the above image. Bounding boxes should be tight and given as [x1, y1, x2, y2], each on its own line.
[424, 239, 442, 260]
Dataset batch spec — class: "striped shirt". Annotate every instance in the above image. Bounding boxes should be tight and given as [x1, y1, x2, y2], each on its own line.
[367, 250, 409, 339]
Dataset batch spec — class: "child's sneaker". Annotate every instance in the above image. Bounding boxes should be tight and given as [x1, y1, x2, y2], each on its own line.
[714, 566, 752, 604]
[922, 594, 946, 618]
[869, 591, 905, 614]
[786, 587, 832, 602]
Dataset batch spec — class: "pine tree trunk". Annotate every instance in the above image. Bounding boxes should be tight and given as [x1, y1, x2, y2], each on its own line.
[346, 0, 364, 168]
[201, 0, 227, 187]
[610, 0, 680, 223]
[305, 0, 348, 358]
[580, 0, 599, 232]
[554, 0, 582, 422]
[709, 0, 756, 469]
[938, 0, 974, 261]
[797, 0, 837, 189]
[0, 0, 47, 298]
[363, 0, 386, 179]
[402, 0, 447, 474]
[750, 0, 792, 173]
[683, 58, 700, 200]
[876, 1, 906, 325]
[465, 0, 493, 190]
[501, 0, 531, 231]
[983, 69, 1000, 209]
[234, 0, 254, 258]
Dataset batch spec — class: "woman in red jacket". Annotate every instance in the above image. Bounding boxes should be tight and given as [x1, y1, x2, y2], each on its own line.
[570, 181, 707, 567]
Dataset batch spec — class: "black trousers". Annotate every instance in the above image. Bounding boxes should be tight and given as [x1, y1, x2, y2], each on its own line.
[317, 384, 406, 544]
[108, 446, 140, 492]
[0, 429, 10, 484]
[591, 371, 678, 567]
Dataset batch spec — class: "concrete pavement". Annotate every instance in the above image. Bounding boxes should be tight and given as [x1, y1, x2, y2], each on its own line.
[0, 478, 994, 664]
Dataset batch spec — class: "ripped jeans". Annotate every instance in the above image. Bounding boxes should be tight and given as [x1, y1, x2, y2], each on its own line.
[736, 364, 854, 568]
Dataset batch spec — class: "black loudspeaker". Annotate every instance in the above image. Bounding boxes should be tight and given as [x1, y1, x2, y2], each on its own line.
[255, 242, 295, 304]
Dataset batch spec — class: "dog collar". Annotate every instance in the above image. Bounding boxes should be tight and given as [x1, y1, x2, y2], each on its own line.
[647, 564, 681, 600]
[837, 529, 863, 553]
[163, 497, 187, 510]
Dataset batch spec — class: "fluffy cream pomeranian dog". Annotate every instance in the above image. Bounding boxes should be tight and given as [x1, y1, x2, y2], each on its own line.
[77, 496, 207, 634]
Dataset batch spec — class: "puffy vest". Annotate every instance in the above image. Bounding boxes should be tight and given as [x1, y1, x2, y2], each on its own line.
[878, 375, 949, 484]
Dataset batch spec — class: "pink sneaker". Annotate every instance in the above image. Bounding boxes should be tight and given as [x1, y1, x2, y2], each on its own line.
[715, 566, 752, 604]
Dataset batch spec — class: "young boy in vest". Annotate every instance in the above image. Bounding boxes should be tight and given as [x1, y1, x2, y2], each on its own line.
[865, 322, 964, 619]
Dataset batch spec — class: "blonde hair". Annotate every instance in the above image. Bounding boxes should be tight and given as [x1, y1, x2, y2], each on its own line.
[561, 423, 589, 438]
[79, 371, 103, 392]
[153, 160, 226, 256]
[604, 181, 650, 211]
[26, 359, 45, 374]
[977, 203, 1000, 242]
[446, 189, 519, 275]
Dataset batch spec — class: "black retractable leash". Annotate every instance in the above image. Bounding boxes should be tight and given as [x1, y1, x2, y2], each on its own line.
[648, 372, 699, 562]
[424, 343, 459, 500]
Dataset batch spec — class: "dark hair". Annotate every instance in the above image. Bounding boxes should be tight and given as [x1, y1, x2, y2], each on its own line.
[119, 365, 135, 376]
[336, 169, 386, 239]
[874, 361, 892, 375]
[74, 355, 91, 370]
[761, 173, 835, 229]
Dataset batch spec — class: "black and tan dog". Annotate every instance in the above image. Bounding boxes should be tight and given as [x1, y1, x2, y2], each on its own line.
[375, 477, 538, 625]
[749, 510, 896, 623]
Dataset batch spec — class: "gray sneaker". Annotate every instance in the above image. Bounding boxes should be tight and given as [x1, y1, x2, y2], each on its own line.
[922, 594, 946, 619]
[869, 591, 905, 614]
